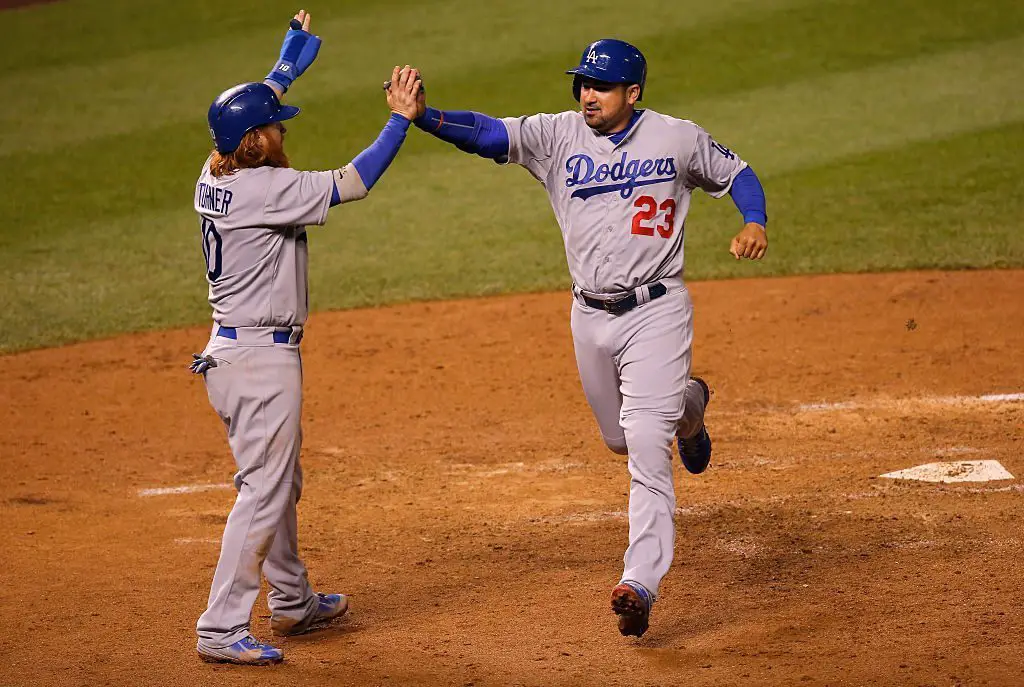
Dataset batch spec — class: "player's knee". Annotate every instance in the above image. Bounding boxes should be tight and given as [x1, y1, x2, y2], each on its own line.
[622, 412, 676, 448]
[604, 435, 629, 455]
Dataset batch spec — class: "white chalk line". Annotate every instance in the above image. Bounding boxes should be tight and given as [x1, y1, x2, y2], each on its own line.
[797, 392, 1024, 413]
[175, 537, 221, 545]
[137, 483, 232, 497]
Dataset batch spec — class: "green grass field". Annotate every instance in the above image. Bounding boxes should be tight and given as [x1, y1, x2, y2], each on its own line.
[1, 0, 1022, 352]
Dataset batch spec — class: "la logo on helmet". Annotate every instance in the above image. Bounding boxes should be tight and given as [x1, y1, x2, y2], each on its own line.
[586, 50, 598, 64]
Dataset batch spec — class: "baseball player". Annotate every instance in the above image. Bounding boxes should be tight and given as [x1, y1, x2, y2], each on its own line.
[191, 10, 425, 665]
[409, 40, 767, 637]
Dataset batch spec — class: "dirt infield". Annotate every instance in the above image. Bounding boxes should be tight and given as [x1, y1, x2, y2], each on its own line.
[1, 270, 1022, 686]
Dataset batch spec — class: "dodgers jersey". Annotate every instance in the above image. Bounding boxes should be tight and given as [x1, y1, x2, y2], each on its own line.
[501, 109, 746, 294]
[194, 157, 340, 327]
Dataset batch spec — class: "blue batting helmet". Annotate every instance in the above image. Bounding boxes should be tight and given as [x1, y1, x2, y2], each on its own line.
[207, 82, 300, 154]
[565, 39, 647, 101]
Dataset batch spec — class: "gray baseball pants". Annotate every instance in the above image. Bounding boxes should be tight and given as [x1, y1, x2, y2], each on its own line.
[196, 332, 318, 648]
[570, 279, 706, 598]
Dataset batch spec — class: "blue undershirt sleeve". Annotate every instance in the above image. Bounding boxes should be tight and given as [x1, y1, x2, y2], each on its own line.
[331, 184, 340, 206]
[345, 113, 411, 199]
[413, 107, 510, 160]
[729, 166, 767, 226]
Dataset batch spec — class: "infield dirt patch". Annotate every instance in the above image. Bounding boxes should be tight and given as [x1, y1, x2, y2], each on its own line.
[1, 270, 1022, 686]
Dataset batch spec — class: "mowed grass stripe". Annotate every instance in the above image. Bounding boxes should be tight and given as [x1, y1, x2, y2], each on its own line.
[5, 28, 1023, 248]
[3, 38, 1023, 346]
[5, 0, 1019, 160]
[679, 36, 1024, 173]
[6, 32, 1021, 241]
[0, 0, 801, 157]
[686, 121, 1024, 277]
[0, 0, 422, 71]
[1, 0, 1022, 352]
[646, 0, 1024, 99]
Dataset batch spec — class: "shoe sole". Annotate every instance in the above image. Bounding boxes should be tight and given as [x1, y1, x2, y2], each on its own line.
[611, 584, 650, 637]
[197, 651, 283, 666]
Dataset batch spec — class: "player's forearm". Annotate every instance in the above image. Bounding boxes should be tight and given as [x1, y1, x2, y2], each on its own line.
[729, 166, 767, 227]
[413, 107, 510, 160]
[329, 114, 411, 206]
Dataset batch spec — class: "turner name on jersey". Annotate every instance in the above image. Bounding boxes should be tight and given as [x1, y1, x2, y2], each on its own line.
[195, 182, 235, 215]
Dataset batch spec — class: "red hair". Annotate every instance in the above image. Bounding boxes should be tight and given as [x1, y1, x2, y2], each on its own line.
[209, 125, 289, 177]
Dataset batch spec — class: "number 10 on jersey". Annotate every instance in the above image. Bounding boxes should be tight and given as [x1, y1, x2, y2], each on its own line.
[201, 218, 223, 281]
[631, 195, 677, 238]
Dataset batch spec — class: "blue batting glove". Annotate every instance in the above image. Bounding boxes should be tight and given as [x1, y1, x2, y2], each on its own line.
[266, 20, 322, 91]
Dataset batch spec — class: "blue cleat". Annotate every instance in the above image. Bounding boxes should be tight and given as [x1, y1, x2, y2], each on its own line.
[197, 634, 284, 665]
[271, 592, 349, 636]
[611, 581, 653, 637]
[677, 376, 712, 474]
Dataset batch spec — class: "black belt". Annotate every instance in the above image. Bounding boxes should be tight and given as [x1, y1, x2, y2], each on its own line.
[578, 282, 668, 315]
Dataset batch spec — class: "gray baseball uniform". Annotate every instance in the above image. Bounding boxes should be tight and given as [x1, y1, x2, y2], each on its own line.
[502, 109, 745, 597]
[193, 157, 362, 648]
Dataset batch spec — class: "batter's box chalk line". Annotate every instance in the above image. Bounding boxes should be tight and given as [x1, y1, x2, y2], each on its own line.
[137, 483, 233, 497]
[880, 460, 1014, 484]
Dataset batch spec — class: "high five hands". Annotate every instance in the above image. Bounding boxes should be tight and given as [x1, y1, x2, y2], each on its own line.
[729, 223, 768, 260]
[384, 66, 426, 121]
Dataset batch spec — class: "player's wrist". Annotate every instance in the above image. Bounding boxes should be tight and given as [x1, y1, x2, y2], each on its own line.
[264, 76, 289, 96]
[267, 20, 322, 93]
[388, 112, 414, 127]
[414, 107, 442, 130]
[266, 61, 297, 91]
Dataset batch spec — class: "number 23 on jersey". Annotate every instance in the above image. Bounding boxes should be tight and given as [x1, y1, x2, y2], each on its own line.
[631, 195, 677, 239]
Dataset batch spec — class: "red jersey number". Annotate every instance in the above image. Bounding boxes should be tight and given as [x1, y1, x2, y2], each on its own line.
[631, 196, 677, 239]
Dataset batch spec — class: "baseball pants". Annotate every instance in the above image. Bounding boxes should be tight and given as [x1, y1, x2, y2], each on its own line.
[196, 336, 318, 648]
[570, 280, 706, 597]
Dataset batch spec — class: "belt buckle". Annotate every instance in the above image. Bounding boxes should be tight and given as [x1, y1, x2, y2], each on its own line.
[602, 293, 631, 315]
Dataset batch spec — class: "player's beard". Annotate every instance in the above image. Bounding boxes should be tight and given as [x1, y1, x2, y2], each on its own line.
[583, 108, 609, 132]
[583, 103, 630, 134]
[262, 135, 290, 169]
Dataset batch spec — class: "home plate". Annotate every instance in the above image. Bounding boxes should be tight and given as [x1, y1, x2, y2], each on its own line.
[880, 460, 1014, 483]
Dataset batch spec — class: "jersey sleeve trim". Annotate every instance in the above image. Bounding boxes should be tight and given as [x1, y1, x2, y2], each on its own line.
[705, 159, 747, 199]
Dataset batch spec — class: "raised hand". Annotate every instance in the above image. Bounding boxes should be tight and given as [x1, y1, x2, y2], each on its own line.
[385, 65, 425, 121]
[290, 8, 311, 32]
[266, 9, 323, 92]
